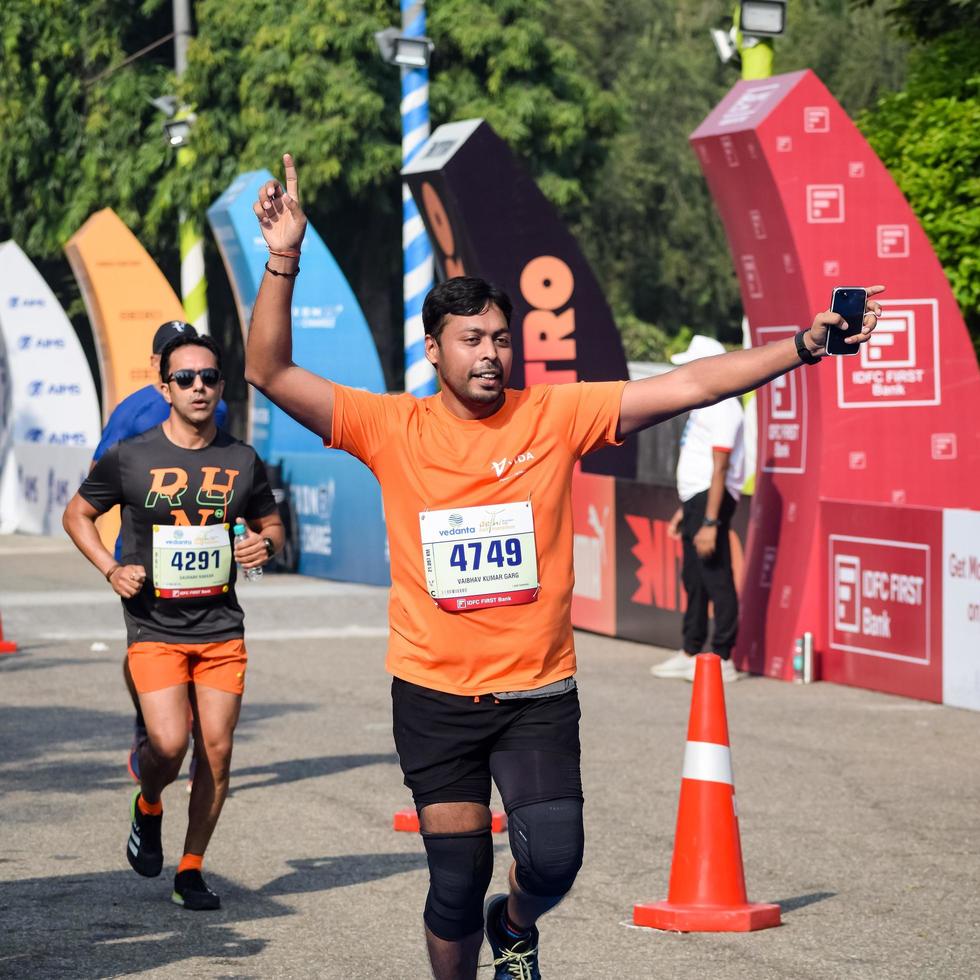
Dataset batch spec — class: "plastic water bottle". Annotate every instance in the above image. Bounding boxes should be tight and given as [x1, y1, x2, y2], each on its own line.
[233, 521, 262, 582]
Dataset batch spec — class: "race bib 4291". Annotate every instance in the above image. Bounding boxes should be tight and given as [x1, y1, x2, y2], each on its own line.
[152, 523, 232, 599]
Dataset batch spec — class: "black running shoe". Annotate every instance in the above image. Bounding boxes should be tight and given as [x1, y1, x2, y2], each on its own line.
[484, 893, 541, 979]
[172, 869, 221, 911]
[126, 790, 163, 878]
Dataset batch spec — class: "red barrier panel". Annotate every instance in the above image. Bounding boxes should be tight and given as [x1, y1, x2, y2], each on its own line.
[690, 70, 980, 682]
[570, 467, 617, 635]
[821, 499, 943, 702]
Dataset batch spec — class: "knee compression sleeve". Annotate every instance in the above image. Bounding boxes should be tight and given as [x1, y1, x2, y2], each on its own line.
[509, 798, 584, 900]
[421, 828, 494, 941]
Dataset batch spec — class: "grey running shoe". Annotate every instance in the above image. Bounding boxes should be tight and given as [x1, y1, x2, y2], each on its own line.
[484, 893, 541, 979]
[126, 790, 163, 877]
[172, 869, 220, 910]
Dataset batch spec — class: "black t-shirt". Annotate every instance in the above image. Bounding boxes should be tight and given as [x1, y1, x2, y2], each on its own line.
[79, 425, 277, 645]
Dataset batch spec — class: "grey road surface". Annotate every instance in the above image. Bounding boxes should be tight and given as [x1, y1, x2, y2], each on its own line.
[1, 534, 977, 979]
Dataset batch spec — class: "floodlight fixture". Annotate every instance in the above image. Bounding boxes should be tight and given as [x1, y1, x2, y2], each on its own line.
[163, 113, 195, 148]
[374, 26, 434, 69]
[150, 95, 179, 117]
[710, 27, 738, 64]
[740, 0, 787, 37]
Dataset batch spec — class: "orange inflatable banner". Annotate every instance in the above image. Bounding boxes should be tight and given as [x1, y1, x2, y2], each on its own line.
[65, 208, 186, 422]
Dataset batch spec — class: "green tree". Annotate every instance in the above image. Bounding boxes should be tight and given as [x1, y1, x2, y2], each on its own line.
[0, 1, 177, 394]
[855, 4, 980, 353]
[0, 1, 613, 393]
[548, 0, 911, 361]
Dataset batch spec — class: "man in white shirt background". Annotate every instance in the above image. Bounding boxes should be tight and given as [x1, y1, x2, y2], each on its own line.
[651, 335, 745, 683]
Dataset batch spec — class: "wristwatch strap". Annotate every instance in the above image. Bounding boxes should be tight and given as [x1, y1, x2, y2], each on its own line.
[702, 518, 720, 527]
[794, 329, 820, 365]
[262, 537, 275, 559]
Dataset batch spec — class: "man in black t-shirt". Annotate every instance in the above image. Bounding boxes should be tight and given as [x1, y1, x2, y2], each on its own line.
[64, 335, 283, 911]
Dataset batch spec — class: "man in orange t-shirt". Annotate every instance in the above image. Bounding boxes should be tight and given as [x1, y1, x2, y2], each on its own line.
[245, 154, 883, 980]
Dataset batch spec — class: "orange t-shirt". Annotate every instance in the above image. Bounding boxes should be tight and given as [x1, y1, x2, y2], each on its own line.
[329, 381, 626, 695]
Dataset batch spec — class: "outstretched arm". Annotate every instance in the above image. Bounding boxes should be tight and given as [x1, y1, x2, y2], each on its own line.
[244, 153, 335, 442]
[618, 286, 884, 437]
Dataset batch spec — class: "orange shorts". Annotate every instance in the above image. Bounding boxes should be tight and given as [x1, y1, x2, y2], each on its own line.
[127, 639, 247, 695]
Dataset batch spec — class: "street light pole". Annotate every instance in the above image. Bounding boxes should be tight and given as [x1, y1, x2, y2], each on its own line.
[399, 0, 436, 396]
[173, 0, 209, 334]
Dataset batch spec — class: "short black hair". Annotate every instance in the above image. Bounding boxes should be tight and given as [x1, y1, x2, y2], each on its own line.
[159, 334, 223, 382]
[422, 276, 513, 342]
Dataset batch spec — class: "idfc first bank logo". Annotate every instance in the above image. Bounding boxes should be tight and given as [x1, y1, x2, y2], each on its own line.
[837, 299, 941, 408]
[758, 327, 807, 473]
[829, 535, 930, 664]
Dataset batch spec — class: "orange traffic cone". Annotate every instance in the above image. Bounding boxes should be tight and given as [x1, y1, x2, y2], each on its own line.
[0, 611, 16, 655]
[633, 653, 781, 932]
[393, 809, 508, 833]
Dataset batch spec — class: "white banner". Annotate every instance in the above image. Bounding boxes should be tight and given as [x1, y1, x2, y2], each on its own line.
[942, 509, 980, 712]
[10, 444, 91, 537]
[0, 241, 101, 533]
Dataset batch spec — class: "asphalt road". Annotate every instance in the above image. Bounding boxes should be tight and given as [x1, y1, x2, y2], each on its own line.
[1, 534, 978, 979]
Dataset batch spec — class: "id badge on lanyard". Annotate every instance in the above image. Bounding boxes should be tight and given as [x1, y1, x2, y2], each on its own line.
[419, 501, 539, 612]
[152, 523, 232, 599]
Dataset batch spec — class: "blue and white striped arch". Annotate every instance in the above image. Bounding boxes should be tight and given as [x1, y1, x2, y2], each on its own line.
[401, 0, 437, 396]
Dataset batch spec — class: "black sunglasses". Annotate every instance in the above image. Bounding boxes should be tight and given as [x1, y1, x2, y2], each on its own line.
[167, 368, 222, 389]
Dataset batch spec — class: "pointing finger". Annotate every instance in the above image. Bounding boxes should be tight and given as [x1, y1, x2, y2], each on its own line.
[283, 153, 299, 203]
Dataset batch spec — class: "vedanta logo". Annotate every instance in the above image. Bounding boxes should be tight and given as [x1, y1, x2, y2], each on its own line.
[438, 526, 476, 537]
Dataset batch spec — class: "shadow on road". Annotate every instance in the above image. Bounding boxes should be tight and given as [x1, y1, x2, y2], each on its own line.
[775, 890, 836, 913]
[0, 853, 429, 978]
[0, 867, 284, 979]
[229, 753, 398, 795]
[260, 851, 428, 897]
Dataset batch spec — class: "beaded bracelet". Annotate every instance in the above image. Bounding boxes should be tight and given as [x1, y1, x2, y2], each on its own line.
[265, 261, 299, 279]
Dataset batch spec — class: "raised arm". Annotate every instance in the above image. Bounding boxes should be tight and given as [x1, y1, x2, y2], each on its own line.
[244, 153, 335, 442]
[617, 286, 884, 437]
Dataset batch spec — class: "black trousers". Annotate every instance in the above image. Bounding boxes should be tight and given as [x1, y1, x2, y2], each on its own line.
[680, 489, 738, 659]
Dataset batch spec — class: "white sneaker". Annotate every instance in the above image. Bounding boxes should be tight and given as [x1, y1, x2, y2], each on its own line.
[678, 656, 744, 683]
[651, 650, 697, 680]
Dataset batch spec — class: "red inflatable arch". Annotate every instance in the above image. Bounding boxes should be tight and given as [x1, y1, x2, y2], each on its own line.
[691, 70, 980, 698]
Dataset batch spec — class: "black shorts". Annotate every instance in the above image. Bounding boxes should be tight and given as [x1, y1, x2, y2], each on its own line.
[391, 677, 584, 811]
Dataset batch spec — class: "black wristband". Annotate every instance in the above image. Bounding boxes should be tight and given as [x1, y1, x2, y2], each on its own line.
[265, 261, 299, 279]
[702, 518, 720, 528]
[263, 537, 275, 559]
[794, 330, 820, 365]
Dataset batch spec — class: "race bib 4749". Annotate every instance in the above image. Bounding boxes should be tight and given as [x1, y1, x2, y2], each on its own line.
[419, 502, 539, 612]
